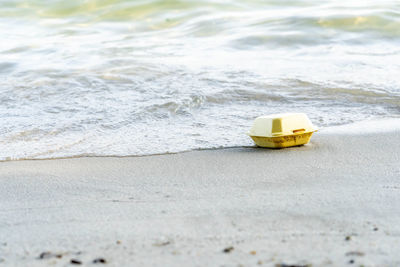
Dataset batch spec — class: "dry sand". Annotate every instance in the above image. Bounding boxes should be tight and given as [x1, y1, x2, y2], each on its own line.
[1, 125, 400, 266]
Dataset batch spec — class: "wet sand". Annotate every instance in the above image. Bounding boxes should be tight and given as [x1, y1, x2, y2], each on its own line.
[1, 126, 400, 266]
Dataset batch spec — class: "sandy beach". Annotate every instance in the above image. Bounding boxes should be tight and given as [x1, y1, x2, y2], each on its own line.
[1, 126, 400, 266]
[2, 0, 400, 266]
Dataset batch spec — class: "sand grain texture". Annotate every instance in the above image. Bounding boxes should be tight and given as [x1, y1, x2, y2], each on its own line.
[1, 129, 400, 266]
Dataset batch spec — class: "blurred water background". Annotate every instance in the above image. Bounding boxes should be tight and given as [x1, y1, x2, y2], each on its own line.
[1, 0, 400, 160]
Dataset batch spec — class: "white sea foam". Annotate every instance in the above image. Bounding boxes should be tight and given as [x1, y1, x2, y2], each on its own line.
[321, 118, 400, 135]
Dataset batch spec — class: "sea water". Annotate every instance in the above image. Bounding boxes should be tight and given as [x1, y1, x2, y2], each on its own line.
[1, 0, 400, 160]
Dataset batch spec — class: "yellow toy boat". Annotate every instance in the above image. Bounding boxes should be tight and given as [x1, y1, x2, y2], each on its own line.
[247, 113, 318, 148]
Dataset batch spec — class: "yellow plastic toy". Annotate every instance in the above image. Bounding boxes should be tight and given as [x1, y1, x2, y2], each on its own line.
[247, 113, 318, 148]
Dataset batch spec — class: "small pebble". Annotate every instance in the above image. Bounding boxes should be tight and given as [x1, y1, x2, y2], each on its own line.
[345, 236, 351, 241]
[153, 241, 170, 247]
[223, 246, 234, 253]
[345, 251, 364, 257]
[373, 227, 378, 231]
[70, 259, 82, 265]
[250, 250, 256, 255]
[38, 252, 62, 259]
[349, 259, 355, 264]
[93, 258, 107, 264]
[39, 252, 52, 259]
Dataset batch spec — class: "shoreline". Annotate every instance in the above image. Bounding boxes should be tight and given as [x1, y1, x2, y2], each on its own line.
[1, 127, 400, 266]
[1, 117, 400, 163]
